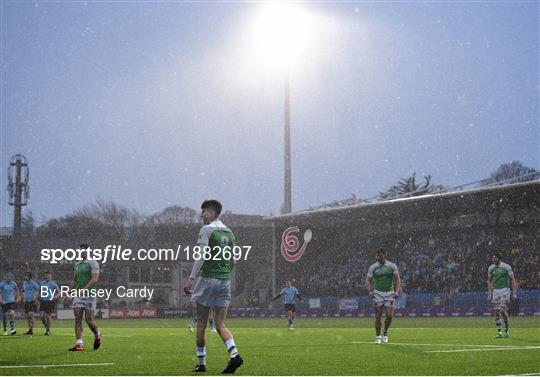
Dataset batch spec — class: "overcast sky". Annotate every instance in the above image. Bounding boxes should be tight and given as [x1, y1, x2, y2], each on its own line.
[1, 1, 538, 226]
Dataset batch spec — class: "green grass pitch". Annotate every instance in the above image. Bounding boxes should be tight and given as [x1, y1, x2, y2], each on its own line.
[1, 317, 539, 375]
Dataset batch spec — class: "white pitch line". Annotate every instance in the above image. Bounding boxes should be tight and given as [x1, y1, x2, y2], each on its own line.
[0, 363, 115, 369]
[498, 373, 540, 376]
[426, 346, 540, 353]
[352, 341, 523, 348]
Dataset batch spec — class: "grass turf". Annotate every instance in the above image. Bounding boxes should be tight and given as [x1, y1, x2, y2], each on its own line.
[0, 317, 539, 375]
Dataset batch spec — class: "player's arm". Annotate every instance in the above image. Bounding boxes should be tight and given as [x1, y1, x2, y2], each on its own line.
[81, 273, 99, 290]
[365, 276, 375, 297]
[80, 260, 100, 291]
[393, 274, 401, 298]
[487, 273, 493, 302]
[185, 227, 210, 294]
[15, 284, 21, 303]
[509, 267, 517, 300]
[270, 291, 283, 302]
[33, 283, 40, 303]
[52, 283, 61, 301]
[365, 265, 375, 297]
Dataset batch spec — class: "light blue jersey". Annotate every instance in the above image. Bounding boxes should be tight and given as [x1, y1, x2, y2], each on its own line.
[39, 280, 59, 302]
[23, 280, 40, 302]
[0, 280, 18, 303]
[280, 286, 300, 305]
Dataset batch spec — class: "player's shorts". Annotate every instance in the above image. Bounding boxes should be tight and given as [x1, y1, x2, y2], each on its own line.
[72, 296, 97, 311]
[492, 288, 511, 309]
[371, 290, 395, 307]
[191, 277, 231, 308]
[40, 300, 57, 314]
[284, 304, 296, 312]
[24, 302, 38, 314]
[1, 302, 16, 312]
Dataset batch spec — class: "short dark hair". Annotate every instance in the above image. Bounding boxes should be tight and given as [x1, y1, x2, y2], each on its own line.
[80, 243, 90, 249]
[201, 199, 222, 216]
[376, 248, 386, 255]
[44, 270, 52, 275]
[25, 272, 32, 278]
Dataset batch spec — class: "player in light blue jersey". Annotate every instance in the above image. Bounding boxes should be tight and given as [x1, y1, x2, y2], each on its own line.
[22, 272, 40, 335]
[39, 271, 60, 336]
[0, 272, 19, 335]
[271, 279, 302, 330]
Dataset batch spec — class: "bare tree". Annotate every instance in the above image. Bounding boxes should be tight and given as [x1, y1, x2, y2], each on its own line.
[147, 206, 198, 225]
[482, 161, 537, 185]
[379, 173, 444, 200]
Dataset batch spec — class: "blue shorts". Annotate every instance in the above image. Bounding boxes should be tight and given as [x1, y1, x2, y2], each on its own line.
[191, 277, 231, 308]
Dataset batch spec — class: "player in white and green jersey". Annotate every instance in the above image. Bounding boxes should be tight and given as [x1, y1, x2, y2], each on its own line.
[487, 251, 517, 338]
[184, 199, 243, 374]
[66, 244, 102, 352]
[365, 248, 401, 344]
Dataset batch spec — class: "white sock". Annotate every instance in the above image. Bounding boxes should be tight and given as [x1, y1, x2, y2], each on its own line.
[224, 338, 238, 358]
[76, 338, 83, 345]
[197, 346, 206, 365]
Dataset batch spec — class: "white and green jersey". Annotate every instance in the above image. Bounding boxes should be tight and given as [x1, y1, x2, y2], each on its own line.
[488, 262, 514, 290]
[192, 220, 236, 280]
[367, 261, 399, 292]
[74, 259, 99, 290]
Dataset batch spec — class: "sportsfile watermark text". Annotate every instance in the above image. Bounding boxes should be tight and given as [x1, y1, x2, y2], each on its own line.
[41, 245, 252, 264]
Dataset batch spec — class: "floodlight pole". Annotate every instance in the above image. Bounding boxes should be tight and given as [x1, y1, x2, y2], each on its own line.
[283, 73, 292, 214]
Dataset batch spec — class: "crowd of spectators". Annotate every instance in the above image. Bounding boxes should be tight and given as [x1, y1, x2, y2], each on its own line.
[278, 226, 538, 297]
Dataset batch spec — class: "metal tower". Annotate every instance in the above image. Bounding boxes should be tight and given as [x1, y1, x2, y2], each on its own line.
[7, 154, 29, 236]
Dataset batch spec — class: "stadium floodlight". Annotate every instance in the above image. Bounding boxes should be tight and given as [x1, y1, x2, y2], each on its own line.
[251, 3, 316, 213]
[251, 3, 314, 73]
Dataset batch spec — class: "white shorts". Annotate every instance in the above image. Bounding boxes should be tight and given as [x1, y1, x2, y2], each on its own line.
[191, 277, 231, 308]
[372, 290, 395, 307]
[72, 296, 97, 311]
[492, 288, 511, 309]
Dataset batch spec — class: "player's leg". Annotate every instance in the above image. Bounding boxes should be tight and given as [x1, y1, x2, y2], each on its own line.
[40, 308, 48, 333]
[45, 312, 52, 334]
[188, 302, 198, 332]
[500, 292, 510, 336]
[214, 305, 243, 374]
[8, 308, 16, 335]
[25, 305, 35, 335]
[193, 303, 210, 372]
[209, 308, 216, 331]
[494, 307, 503, 337]
[289, 306, 296, 329]
[2, 306, 7, 335]
[69, 307, 85, 351]
[374, 305, 383, 343]
[383, 303, 394, 343]
[84, 306, 102, 350]
[286, 307, 294, 329]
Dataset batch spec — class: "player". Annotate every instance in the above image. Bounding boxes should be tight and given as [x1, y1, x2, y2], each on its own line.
[270, 279, 302, 330]
[184, 199, 243, 374]
[487, 251, 517, 338]
[188, 306, 216, 333]
[39, 271, 60, 336]
[22, 272, 40, 335]
[365, 248, 401, 344]
[0, 272, 19, 335]
[66, 244, 102, 351]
